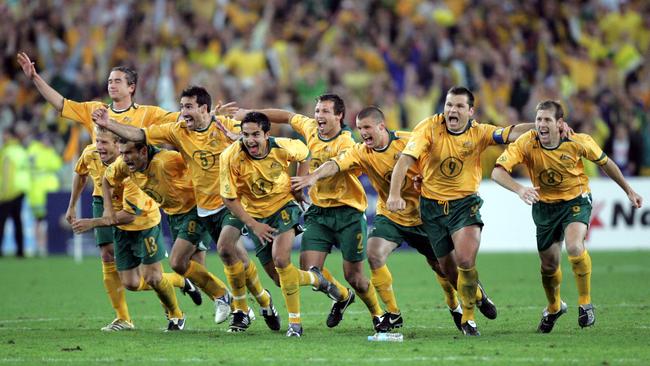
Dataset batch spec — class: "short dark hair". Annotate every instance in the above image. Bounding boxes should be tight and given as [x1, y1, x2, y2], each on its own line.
[535, 100, 564, 120]
[110, 66, 138, 96]
[241, 111, 270, 133]
[447, 86, 475, 107]
[317, 93, 346, 124]
[117, 137, 146, 150]
[356, 106, 385, 123]
[180, 85, 212, 112]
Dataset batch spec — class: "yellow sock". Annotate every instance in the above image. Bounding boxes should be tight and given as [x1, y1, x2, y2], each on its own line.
[224, 261, 248, 312]
[184, 260, 227, 300]
[164, 272, 185, 288]
[276, 264, 301, 324]
[102, 261, 130, 321]
[152, 275, 183, 319]
[457, 266, 479, 323]
[298, 269, 316, 286]
[322, 267, 350, 301]
[541, 267, 562, 313]
[245, 262, 270, 308]
[371, 265, 399, 313]
[136, 276, 150, 291]
[569, 250, 592, 305]
[434, 272, 459, 310]
[358, 283, 383, 317]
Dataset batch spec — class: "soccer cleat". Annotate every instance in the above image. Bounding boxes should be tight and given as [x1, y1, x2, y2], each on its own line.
[309, 266, 342, 301]
[578, 303, 595, 328]
[101, 318, 135, 332]
[182, 278, 203, 306]
[461, 320, 480, 336]
[477, 281, 497, 320]
[286, 323, 303, 337]
[248, 306, 256, 322]
[376, 312, 403, 333]
[214, 292, 232, 324]
[373, 316, 385, 332]
[326, 289, 355, 328]
[166, 315, 186, 331]
[537, 301, 568, 333]
[449, 304, 463, 331]
[260, 289, 281, 331]
[228, 310, 251, 332]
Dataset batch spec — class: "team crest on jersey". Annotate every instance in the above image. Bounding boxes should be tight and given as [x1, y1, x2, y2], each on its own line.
[144, 188, 163, 204]
[572, 205, 581, 213]
[252, 178, 274, 196]
[539, 168, 563, 186]
[270, 161, 283, 179]
[192, 150, 217, 170]
[440, 157, 463, 178]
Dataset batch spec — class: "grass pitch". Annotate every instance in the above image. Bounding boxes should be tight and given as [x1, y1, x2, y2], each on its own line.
[0, 250, 649, 365]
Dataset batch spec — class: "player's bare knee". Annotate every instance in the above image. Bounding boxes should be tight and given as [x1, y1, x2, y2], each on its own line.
[99, 246, 115, 262]
[565, 241, 585, 257]
[169, 256, 187, 275]
[272, 256, 290, 269]
[217, 244, 236, 264]
[367, 252, 385, 269]
[122, 278, 140, 291]
[144, 272, 162, 287]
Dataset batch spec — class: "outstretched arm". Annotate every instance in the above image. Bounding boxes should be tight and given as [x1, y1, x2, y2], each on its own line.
[491, 166, 540, 205]
[600, 160, 643, 208]
[387, 154, 416, 211]
[65, 173, 87, 225]
[93, 108, 145, 142]
[234, 108, 296, 124]
[507, 123, 535, 142]
[290, 160, 339, 191]
[71, 210, 134, 233]
[17, 52, 64, 111]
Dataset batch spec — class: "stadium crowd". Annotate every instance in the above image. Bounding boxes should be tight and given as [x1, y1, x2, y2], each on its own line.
[2, 0, 650, 175]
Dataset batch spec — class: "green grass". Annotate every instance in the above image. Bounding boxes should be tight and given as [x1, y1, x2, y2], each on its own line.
[1, 251, 649, 365]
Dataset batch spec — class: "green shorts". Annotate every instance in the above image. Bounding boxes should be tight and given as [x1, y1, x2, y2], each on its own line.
[199, 208, 245, 246]
[246, 202, 303, 265]
[92, 196, 114, 247]
[420, 194, 484, 258]
[301, 205, 367, 263]
[369, 215, 436, 260]
[113, 224, 167, 271]
[168, 207, 211, 251]
[532, 194, 592, 251]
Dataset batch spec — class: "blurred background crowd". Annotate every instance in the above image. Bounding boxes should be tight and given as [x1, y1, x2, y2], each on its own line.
[1, 0, 649, 255]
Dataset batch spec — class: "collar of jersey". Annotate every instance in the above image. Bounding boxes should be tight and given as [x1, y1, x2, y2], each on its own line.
[444, 118, 473, 135]
[193, 116, 214, 133]
[240, 137, 278, 160]
[317, 124, 350, 142]
[372, 130, 397, 152]
[535, 133, 570, 150]
[109, 102, 137, 113]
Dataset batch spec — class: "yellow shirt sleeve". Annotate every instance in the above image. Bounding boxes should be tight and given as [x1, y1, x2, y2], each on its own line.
[104, 157, 130, 187]
[143, 122, 178, 146]
[219, 145, 239, 200]
[74, 151, 90, 176]
[143, 106, 180, 127]
[289, 114, 313, 137]
[276, 138, 310, 162]
[332, 144, 362, 172]
[495, 133, 529, 172]
[575, 134, 608, 165]
[61, 100, 105, 135]
[402, 118, 433, 159]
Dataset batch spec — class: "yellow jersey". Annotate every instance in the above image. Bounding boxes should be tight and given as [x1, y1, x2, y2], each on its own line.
[220, 137, 309, 218]
[75, 145, 161, 231]
[496, 131, 608, 203]
[334, 131, 421, 226]
[403, 114, 512, 201]
[61, 100, 179, 138]
[290, 114, 367, 212]
[143, 116, 239, 211]
[104, 147, 195, 215]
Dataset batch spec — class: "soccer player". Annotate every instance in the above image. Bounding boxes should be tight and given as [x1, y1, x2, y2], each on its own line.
[93, 108, 245, 325]
[220, 111, 340, 337]
[16, 53, 179, 138]
[93, 86, 274, 333]
[69, 126, 189, 331]
[292, 106, 470, 332]
[387, 86, 528, 336]
[491, 100, 643, 333]
[238, 94, 384, 330]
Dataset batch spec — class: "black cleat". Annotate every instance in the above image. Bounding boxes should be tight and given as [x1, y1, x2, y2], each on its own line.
[228, 310, 251, 332]
[309, 266, 342, 301]
[578, 303, 595, 328]
[449, 305, 463, 331]
[326, 289, 355, 328]
[376, 312, 403, 333]
[537, 301, 567, 333]
[260, 289, 281, 331]
[477, 281, 497, 320]
[286, 323, 303, 337]
[461, 320, 480, 336]
[165, 315, 186, 331]
[373, 316, 385, 332]
[182, 278, 203, 306]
